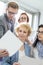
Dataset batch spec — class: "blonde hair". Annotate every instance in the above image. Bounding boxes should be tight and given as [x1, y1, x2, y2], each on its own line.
[15, 23, 31, 36]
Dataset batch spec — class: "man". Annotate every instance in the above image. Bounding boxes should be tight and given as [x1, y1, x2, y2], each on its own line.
[0, 1, 19, 37]
[0, 2, 20, 65]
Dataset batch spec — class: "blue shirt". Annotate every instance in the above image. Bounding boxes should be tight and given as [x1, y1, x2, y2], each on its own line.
[24, 42, 32, 57]
[0, 57, 2, 61]
[37, 42, 43, 58]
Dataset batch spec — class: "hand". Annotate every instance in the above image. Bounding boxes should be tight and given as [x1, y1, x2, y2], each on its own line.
[13, 62, 21, 65]
[0, 49, 9, 57]
[25, 37, 29, 42]
[25, 37, 33, 45]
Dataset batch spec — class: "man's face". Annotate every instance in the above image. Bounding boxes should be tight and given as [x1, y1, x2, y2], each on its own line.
[6, 7, 18, 20]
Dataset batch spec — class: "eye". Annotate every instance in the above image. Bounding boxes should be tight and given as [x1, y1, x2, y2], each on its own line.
[38, 31, 43, 34]
[23, 31, 26, 33]
[19, 30, 22, 32]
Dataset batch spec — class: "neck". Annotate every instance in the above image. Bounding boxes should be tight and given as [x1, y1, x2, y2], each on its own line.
[19, 45, 24, 51]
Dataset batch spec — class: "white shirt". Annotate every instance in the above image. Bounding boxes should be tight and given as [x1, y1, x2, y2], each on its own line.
[19, 50, 25, 60]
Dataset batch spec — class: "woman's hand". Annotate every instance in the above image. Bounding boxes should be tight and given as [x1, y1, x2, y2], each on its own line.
[25, 37, 33, 45]
[0, 49, 9, 57]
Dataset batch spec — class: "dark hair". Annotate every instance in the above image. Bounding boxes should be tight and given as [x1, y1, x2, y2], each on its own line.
[32, 36, 39, 47]
[33, 24, 43, 47]
[7, 2, 19, 9]
[18, 13, 29, 22]
[38, 24, 43, 29]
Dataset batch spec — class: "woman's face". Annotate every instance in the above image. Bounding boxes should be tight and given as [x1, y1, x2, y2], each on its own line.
[18, 26, 28, 43]
[38, 27, 43, 42]
[19, 14, 27, 23]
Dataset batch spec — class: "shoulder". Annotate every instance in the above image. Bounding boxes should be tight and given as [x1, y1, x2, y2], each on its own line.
[0, 14, 8, 26]
[0, 14, 4, 20]
[0, 14, 5, 25]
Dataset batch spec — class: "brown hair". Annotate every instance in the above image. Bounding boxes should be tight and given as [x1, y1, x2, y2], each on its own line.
[18, 13, 29, 22]
[7, 2, 19, 9]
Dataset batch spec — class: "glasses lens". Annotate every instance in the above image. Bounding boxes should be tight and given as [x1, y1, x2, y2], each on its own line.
[20, 17, 26, 20]
[38, 31, 43, 34]
[8, 11, 16, 15]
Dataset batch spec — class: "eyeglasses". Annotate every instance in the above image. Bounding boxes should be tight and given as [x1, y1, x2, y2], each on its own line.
[37, 31, 43, 34]
[20, 17, 27, 20]
[8, 11, 17, 15]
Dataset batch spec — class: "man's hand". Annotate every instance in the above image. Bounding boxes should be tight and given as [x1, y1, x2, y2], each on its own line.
[13, 62, 21, 65]
[0, 49, 9, 57]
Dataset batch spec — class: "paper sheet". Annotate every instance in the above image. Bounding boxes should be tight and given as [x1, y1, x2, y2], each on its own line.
[0, 30, 23, 56]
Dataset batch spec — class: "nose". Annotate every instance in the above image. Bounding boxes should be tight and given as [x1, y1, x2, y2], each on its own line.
[10, 14, 15, 18]
[21, 31, 24, 35]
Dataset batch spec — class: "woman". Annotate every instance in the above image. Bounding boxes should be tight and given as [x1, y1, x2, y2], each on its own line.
[33, 24, 43, 59]
[14, 12, 29, 29]
[15, 23, 33, 60]
[18, 13, 29, 23]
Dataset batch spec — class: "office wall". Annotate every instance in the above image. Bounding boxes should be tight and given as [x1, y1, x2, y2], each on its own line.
[40, 11, 43, 24]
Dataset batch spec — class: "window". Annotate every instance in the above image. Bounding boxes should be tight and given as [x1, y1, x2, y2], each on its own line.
[0, 1, 6, 16]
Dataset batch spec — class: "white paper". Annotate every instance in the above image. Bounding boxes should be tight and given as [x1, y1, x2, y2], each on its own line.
[0, 30, 23, 56]
[19, 56, 43, 65]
